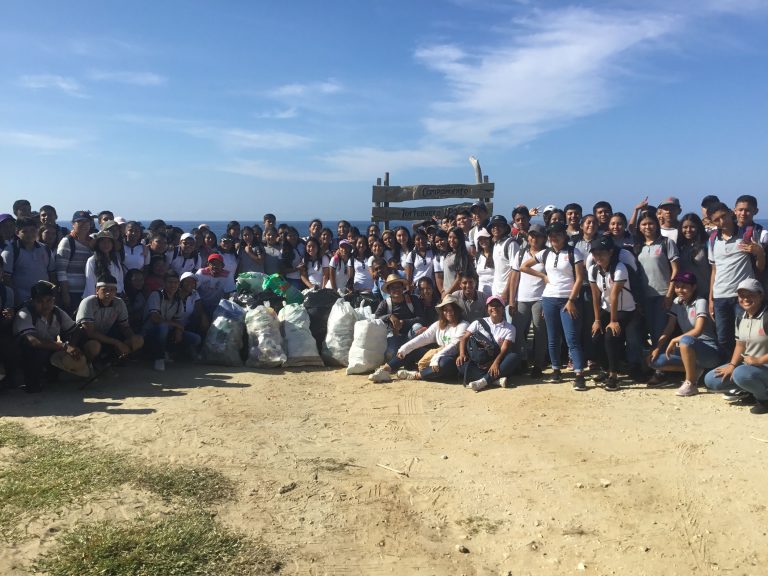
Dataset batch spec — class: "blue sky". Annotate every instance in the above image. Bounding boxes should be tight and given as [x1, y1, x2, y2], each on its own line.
[1, 0, 767, 222]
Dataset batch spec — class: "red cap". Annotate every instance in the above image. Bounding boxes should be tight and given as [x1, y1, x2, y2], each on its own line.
[207, 253, 224, 263]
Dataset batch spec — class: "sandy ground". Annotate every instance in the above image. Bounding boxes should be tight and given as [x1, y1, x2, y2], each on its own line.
[2, 364, 768, 575]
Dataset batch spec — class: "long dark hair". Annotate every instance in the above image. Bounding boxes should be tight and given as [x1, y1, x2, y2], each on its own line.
[94, 236, 120, 278]
[448, 227, 471, 274]
[677, 212, 707, 248]
[302, 237, 323, 272]
[634, 210, 661, 253]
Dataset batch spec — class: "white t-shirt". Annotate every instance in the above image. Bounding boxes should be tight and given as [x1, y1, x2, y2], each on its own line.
[512, 249, 545, 303]
[535, 247, 584, 298]
[83, 256, 125, 297]
[179, 290, 201, 326]
[588, 262, 636, 312]
[326, 255, 350, 291]
[352, 258, 374, 291]
[584, 247, 637, 272]
[304, 255, 329, 287]
[660, 227, 679, 244]
[492, 238, 518, 298]
[475, 253, 494, 298]
[467, 317, 516, 345]
[405, 249, 435, 284]
[122, 242, 149, 272]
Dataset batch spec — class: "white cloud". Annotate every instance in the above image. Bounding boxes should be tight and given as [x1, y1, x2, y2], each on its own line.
[89, 70, 166, 86]
[0, 131, 80, 150]
[415, 7, 677, 147]
[18, 74, 87, 97]
[222, 129, 311, 149]
[269, 79, 343, 98]
[255, 107, 299, 119]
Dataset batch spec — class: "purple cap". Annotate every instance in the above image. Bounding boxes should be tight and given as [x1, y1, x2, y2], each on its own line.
[339, 239, 353, 248]
[0, 213, 14, 223]
[672, 271, 697, 285]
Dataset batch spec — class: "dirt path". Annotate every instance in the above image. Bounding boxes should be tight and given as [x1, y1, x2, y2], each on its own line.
[2, 366, 768, 575]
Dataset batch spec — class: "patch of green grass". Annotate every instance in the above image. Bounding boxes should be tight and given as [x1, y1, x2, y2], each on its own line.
[0, 422, 234, 537]
[33, 510, 282, 576]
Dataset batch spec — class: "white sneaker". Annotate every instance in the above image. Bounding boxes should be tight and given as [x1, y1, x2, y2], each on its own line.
[153, 359, 166, 372]
[498, 377, 508, 388]
[467, 378, 488, 392]
[370, 368, 392, 383]
[397, 369, 419, 380]
[676, 380, 698, 397]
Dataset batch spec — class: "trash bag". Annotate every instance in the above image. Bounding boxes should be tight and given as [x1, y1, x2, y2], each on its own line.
[278, 303, 324, 367]
[346, 318, 388, 375]
[264, 274, 304, 305]
[236, 272, 268, 295]
[303, 288, 340, 353]
[321, 299, 357, 366]
[203, 299, 246, 366]
[345, 291, 380, 313]
[245, 305, 286, 368]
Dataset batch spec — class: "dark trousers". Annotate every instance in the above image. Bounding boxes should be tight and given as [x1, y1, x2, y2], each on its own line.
[459, 352, 522, 385]
[386, 343, 434, 371]
[19, 340, 57, 391]
[592, 310, 634, 374]
[420, 354, 460, 382]
[712, 297, 741, 359]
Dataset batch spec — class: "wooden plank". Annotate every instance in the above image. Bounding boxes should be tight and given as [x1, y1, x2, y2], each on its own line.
[372, 183, 494, 203]
[372, 202, 494, 222]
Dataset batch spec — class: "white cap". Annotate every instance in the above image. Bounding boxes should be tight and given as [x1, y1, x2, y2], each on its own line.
[474, 227, 491, 248]
[543, 204, 557, 213]
[180, 271, 196, 283]
[180, 232, 194, 242]
[737, 278, 764, 294]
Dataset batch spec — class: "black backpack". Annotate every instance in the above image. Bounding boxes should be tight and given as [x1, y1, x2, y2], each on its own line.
[467, 319, 501, 370]
[589, 254, 644, 306]
[541, 246, 576, 278]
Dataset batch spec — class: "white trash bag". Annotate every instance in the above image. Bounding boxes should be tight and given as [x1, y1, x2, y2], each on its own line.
[245, 305, 286, 368]
[278, 303, 324, 367]
[321, 299, 357, 366]
[346, 318, 388, 375]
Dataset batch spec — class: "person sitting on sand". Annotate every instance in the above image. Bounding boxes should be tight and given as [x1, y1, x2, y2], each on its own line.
[75, 273, 144, 371]
[457, 295, 521, 392]
[370, 294, 467, 383]
[374, 274, 425, 364]
[195, 253, 235, 318]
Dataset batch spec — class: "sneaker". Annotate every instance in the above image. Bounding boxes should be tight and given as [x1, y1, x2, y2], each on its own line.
[573, 374, 587, 391]
[396, 369, 419, 380]
[723, 388, 752, 402]
[731, 395, 757, 406]
[646, 371, 668, 388]
[529, 366, 543, 379]
[676, 380, 698, 397]
[498, 376, 508, 388]
[750, 401, 768, 415]
[591, 370, 608, 383]
[544, 370, 561, 383]
[605, 376, 619, 391]
[153, 359, 166, 372]
[368, 366, 387, 381]
[370, 368, 392, 383]
[467, 378, 488, 392]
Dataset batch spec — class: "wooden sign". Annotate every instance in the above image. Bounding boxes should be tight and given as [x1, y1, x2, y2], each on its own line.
[372, 183, 494, 203]
[372, 202, 494, 222]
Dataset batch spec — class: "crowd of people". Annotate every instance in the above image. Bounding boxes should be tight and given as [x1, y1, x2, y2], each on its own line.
[1, 194, 768, 416]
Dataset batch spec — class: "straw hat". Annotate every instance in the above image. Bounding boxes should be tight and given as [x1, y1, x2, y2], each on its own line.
[435, 294, 459, 309]
[50, 350, 91, 378]
[382, 274, 408, 290]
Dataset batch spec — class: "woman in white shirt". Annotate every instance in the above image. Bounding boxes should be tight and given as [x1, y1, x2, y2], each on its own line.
[83, 231, 125, 298]
[588, 235, 636, 391]
[474, 228, 494, 298]
[370, 295, 467, 383]
[405, 230, 435, 290]
[520, 222, 587, 390]
[299, 237, 330, 289]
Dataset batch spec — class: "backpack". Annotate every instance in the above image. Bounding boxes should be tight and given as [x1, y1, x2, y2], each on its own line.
[467, 318, 501, 370]
[589, 254, 645, 305]
[541, 246, 576, 278]
[709, 224, 765, 280]
[385, 296, 415, 315]
[500, 237, 516, 262]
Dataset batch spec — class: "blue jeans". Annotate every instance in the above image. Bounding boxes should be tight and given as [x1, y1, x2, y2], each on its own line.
[704, 363, 768, 401]
[386, 344, 434, 371]
[459, 352, 522, 385]
[712, 297, 741, 358]
[384, 334, 410, 364]
[420, 354, 460, 382]
[541, 297, 584, 371]
[651, 336, 722, 372]
[144, 323, 202, 360]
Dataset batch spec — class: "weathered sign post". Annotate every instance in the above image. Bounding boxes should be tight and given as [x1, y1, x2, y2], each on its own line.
[371, 157, 494, 229]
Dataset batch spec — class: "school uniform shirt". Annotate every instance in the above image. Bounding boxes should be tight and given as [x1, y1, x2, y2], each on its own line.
[441, 253, 475, 294]
[736, 305, 768, 358]
[304, 256, 330, 287]
[326, 255, 350, 291]
[262, 245, 282, 275]
[637, 237, 679, 297]
[219, 252, 238, 276]
[55, 236, 93, 296]
[535, 246, 585, 299]
[475, 253, 494, 298]
[405, 249, 435, 285]
[588, 262, 636, 312]
[668, 297, 717, 343]
[178, 290, 201, 327]
[492, 237, 518, 298]
[144, 289, 183, 323]
[466, 317, 516, 346]
[1, 241, 55, 303]
[122, 242, 149, 272]
[237, 245, 265, 274]
[13, 304, 75, 342]
[450, 290, 486, 323]
[352, 258, 374, 291]
[195, 267, 236, 309]
[709, 228, 761, 299]
[83, 256, 125, 298]
[168, 248, 202, 275]
[397, 320, 469, 364]
[76, 294, 130, 334]
[512, 249, 545, 303]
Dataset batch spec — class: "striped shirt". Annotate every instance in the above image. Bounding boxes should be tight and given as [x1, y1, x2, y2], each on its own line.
[56, 236, 93, 294]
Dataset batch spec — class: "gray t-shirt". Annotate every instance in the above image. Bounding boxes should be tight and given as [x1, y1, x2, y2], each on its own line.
[637, 237, 679, 297]
[76, 295, 129, 334]
[1, 241, 55, 303]
[144, 290, 182, 323]
[13, 304, 76, 341]
[677, 243, 711, 300]
[736, 306, 768, 358]
[262, 245, 282, 275]
[708, 229, 757, 299]
[668, 297, 716, 343]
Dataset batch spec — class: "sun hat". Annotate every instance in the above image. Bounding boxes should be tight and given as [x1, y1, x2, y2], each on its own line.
[180, 271, 196, 283]
[383, 274, 408, 290]
[101, 220, 119, 231]
[486, 294, 505, 306]
[94, 230, 114, 241]
[737, 278, 764, 294]
[114, 216, 127, 225]
[589, 235, 615, 252]
[435, 294, 459, 309]
[50, 350, 91, 378]
[672, 271, 697, 285]
[207, 253, 224, 263]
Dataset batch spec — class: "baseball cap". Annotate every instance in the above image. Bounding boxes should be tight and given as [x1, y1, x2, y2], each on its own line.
[0, 213, 14, 223]
[543, 204, 557, 213]
[658, 197, 681, 209]
[180, 233, 195, 242]
[486, 294, 505, 306]
[338, 239, 353, 248]
[208, 253, 224, 263]
[589, 235, 615, 252]
[546, 222, 567, 235]
[471, 201, 488, 213]
[737, 278, 764, 294]
[72, 210, 92, 223]
[180, 271, 196, 283]
[527, 224, 546, 237]
[672, 271, 697, 285]
[489, 215, 510, 229]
